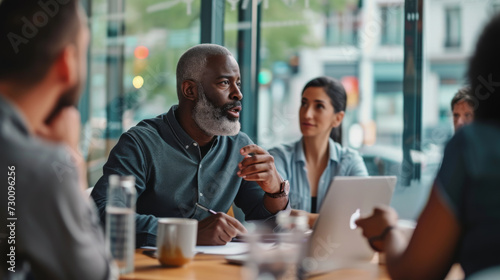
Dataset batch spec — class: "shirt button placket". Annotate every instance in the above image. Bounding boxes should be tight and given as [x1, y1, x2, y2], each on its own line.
[198, 160, 203, 203]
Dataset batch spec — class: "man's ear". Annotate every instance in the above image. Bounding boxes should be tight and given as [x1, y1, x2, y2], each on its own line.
[332, 111, 345, 128]
[181, 80, 198, 101]
[53, 44, 78, 87]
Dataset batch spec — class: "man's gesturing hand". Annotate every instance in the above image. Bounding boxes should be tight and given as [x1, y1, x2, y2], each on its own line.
[237, 144, 282, 194]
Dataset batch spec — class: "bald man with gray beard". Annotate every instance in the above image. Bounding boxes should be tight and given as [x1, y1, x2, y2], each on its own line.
[91, 44, 290, 247]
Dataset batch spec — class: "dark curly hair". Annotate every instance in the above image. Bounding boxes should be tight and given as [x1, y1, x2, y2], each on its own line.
[467, 13, 500, 122]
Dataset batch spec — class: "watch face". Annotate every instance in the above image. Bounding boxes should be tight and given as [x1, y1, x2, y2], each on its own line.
[266, 180, 290, 198]
[283, 180, 290, 194]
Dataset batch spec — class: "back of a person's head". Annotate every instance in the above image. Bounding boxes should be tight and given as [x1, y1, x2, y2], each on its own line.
[468, 13, 500, 122]
[176, 44, 233, 96]
[0, 0, 81, 86]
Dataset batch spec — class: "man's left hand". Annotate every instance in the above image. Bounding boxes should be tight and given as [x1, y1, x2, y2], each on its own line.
[237, 144, 282, 194]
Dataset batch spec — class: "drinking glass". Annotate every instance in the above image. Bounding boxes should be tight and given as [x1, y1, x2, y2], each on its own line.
[106, 175, 136, 274]
[244, 212, 309, 280]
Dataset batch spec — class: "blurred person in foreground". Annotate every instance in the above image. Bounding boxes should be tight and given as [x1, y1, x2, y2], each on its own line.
[0, 0, 116, 279]
[269, 77, 367, 228]
[451, 86, 475, 132]
[91, 44, 289, 247]
[356, 13, 500, 280]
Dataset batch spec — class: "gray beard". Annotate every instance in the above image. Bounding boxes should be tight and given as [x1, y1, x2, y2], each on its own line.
[192, 87, 241, 136]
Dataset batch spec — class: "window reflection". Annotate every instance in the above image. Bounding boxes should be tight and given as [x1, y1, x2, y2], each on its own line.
[81, 0, 497, 220]
[85, 0, 201, 186]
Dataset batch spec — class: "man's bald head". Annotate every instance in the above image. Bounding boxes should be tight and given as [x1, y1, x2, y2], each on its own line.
[176, 44, 233, 99]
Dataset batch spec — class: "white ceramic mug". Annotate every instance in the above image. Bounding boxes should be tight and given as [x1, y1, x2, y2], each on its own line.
[156, 218, 198, 266]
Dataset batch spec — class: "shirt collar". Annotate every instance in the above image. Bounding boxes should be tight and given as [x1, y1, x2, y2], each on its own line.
[295, 137, 341, 164]
[163, 105, 220, 149]
[295, 139, 307, 163]
[0, 94, 30, 137]
[328, 138, 341, 163]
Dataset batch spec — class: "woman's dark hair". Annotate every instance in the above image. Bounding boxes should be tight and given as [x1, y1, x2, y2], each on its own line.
[302, 76, 347, 144]
[0, 0, 81, 86]
[467, 13, 500, 122]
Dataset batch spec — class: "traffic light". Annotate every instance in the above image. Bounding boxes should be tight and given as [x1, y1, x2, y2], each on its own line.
[133, 45, 149, 75]
[134, 45, 149, 59]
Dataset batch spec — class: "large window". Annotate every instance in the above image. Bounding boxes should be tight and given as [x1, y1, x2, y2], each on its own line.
[257, 1, 363, 149]
[84, 0, 201, 186]
[81, 0, 496, 220]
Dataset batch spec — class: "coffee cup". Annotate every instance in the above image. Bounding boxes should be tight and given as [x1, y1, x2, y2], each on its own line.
[156, 218, 198, 266]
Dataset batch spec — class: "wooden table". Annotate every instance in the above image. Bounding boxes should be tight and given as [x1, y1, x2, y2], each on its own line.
[120, 249, 463, 280]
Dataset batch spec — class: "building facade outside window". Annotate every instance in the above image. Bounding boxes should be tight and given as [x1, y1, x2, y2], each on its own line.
[445, 6, 461, 48]
[79, 0, 495, 220]
[380, 4, 404, 46]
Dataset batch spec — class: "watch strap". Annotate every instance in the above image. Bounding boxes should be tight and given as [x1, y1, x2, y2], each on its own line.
[265, 180, 289, 198]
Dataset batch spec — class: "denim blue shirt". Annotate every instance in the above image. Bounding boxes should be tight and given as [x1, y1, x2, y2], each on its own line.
[91, 106, 274, 247]
[269, 138, 368, 212]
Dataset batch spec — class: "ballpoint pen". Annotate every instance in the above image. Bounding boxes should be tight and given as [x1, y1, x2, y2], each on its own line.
[196, 203, 246, 242]
[195, 202, 217, 215]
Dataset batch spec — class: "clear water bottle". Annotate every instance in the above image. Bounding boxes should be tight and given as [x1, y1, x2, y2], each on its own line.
[276, 212, 309, 280]
[106, 175, 136, 274]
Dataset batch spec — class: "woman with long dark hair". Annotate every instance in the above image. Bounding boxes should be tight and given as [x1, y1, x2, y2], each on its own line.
[270, 76, 368, 224]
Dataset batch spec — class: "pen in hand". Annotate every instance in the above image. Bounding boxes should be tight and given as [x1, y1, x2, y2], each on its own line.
[195, 203, 217, 215]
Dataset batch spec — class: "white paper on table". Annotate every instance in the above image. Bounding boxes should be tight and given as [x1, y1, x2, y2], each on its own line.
[141, 242, 250, 255]
[195, 242, 250, 255]
[141, 242, 276, 256]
